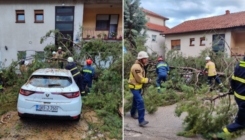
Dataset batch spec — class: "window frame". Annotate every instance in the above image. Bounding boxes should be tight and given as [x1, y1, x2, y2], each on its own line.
[171, 39, 181, 50]
[200, 37, 205, 46]
[152, 35, 157, 42]
[34, 10, 44, 23]
[16, 10, 25, 23]
[95, 14, 110, 31]
[190, 38, 195, 46]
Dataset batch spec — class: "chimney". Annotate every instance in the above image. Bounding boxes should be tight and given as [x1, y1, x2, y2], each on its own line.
[226, 10, 230, 15]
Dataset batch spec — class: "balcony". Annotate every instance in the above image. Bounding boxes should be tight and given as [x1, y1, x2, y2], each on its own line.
[82, 27, 122, 41]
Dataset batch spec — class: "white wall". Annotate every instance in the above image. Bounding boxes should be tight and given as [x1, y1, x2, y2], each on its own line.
[145, 30, 165, 56]
[0, 1, 84, 67]
[146, 15, 165, 26]
[165, 30, 232, 57]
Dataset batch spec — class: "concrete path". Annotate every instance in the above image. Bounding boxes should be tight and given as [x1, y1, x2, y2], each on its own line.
[124, 104, 245, 140]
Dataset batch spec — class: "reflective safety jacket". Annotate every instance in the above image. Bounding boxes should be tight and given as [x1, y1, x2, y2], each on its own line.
[65, 62, 80, 77]
[55, 51, 66, 62]
[231, 61, 245, 100]
[205, 61, 217, 76]
[156, 61, 169, 76]
[128, 60, 150, 90]
[82, 65, 95, 82]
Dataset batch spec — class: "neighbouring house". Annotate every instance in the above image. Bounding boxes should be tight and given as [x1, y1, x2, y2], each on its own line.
[142, 8, 169, 56]
[0, 0, 122, 68]
[162, 10, 245, 57]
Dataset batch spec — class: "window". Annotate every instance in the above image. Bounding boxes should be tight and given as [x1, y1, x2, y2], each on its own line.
[96, 15, 109, 30]
[29, 76, 72, 88]
[34, 10, 44, 23]
[95, 14, 119, 39]
[152, 35, 156, 41]
[171, 40, 181, 50]
[55, 7, 74, 46]
[212, 34, 225, 52]
[190, 38, 195, 46]
[200, 37, 205, 46]
[16, 10, 25, 23]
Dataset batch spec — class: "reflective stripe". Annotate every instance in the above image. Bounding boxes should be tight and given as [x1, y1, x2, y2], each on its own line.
[71, 67, 77, 71]
[232, 75, 245, 84]
[239, 61, 245, 67]
[73, 72, 80, 77]
[129, 84, 142, 90]
[234, 91, 245, 100]
[83, 70, 92, 73]
[81, 91, 85, 94]
[157, 87, 160, 89]
[157, 64, 167, 68]
[219, 83, 223, 87]
[223, 128, 231, 134]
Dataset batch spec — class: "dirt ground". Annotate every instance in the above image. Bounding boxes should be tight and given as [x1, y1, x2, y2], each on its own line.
[124, 104, 245, 140]
[0, 110, 111, 140]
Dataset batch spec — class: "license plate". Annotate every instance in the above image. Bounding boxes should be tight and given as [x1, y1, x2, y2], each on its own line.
[36, 105, 58, 112]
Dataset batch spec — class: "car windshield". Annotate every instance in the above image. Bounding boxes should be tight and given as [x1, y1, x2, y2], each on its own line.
[29, 75, 72, 87]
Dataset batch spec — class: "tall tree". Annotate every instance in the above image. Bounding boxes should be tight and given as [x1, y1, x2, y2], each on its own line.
[124, 0, 147, 48]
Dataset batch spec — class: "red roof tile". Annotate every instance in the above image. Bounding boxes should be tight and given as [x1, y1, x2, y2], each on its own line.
[146, 22, 169, 32]
[163, 11, 245, 35]
[142, 8, 169, 20]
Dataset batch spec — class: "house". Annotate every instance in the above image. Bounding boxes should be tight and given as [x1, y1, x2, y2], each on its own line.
[82, 1, 122, 40]
[0, 0, 122, 68]
[142, 8, 169, 56]
[163, 10, 245, 57]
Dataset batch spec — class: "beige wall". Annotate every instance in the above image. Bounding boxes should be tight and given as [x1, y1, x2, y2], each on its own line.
[83, 7, 122, 38]
[145, 30, 165, 56]
[146, 15, 165, 26]
[165, 30, 232, 57]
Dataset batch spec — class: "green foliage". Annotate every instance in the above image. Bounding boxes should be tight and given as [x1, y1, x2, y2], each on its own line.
[83, 91, 122, 139]
[124, 0, 147, 48]
[1, 29, 122, 139]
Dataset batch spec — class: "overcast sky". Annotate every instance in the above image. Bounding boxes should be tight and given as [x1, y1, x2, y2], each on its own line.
[140, 0, 245, 28]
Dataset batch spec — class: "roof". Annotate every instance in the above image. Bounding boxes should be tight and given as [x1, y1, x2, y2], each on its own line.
[142, 8, 169, 20]
[146, 22, 169, 32]
[163, 11, 245, 35]
[32, 68, 71, 76]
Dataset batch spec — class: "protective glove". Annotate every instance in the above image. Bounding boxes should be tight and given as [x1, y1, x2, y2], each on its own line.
[228, 88, 234, 95]
[148, 78, 152, 83]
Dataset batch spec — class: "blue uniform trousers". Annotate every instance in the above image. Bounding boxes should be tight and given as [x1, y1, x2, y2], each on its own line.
[225, 97, 245, 133]
[82, 80, 92, 93]
[130, 89, 145, 123]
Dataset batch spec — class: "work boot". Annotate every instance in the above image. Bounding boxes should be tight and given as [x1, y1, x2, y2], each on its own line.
[131, 114, 138, 119]
[139, 120, 149, 127]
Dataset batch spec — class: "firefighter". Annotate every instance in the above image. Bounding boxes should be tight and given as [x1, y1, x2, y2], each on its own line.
[203, 56, 224, 91]
[128, 51, 152, 127]
[220, 57, 245, 136]
[65, 57, 84, 94]
[156, 57, 169, 93]
[81, 59, 95, 94]
[55, 47, 66, 69]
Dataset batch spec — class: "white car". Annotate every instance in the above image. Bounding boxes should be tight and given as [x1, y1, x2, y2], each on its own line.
[17, 68, 82, 121]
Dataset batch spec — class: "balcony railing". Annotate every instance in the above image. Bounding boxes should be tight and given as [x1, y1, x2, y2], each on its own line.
[82, 27, 122, 40]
